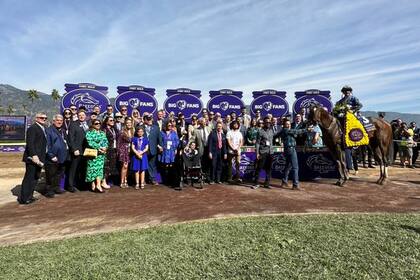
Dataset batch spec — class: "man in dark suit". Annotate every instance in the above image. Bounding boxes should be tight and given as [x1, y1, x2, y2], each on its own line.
[67, 110, 88, 192]
[142, 114, 163, 185]
[19, 113, 48, 204]
[208, 121, 227, 184]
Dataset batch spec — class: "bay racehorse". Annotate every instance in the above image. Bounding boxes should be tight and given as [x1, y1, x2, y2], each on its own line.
[307, 105, 393, 186]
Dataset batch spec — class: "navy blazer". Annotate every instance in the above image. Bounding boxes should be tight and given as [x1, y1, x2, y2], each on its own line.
[141, 124, 162, 156]
[46, 126, 68, 164]
[207, 130, 227, 156]
[22, 123, 47, 163]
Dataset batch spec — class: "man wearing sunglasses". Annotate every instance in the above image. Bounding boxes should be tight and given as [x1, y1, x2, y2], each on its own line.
[19, 113, 48, 204]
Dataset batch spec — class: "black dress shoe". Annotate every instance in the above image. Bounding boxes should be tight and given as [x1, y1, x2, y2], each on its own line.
[66, 187, 78, 193]
[18, 199, 34, 205]
[45, 193, 55, 198]
[55, 189, 66, 194]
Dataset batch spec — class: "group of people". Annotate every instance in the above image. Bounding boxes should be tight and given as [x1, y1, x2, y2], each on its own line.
[17, 102, 323, 204]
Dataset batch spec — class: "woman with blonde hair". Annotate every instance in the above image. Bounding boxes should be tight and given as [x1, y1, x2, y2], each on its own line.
[131, 109, 142, 127]
[117, 117, 134, 188]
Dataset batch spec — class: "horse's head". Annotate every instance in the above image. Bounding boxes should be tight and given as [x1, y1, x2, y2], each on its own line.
[307, 104, 322, 125]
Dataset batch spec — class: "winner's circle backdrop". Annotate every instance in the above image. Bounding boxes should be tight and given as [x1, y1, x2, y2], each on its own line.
[62, 83, 110, 114]
[115, 85, 158, 116]
[293, 89, 333, 116]
[164, 88, 203, 120]
[207, 89, 245, 117]
[250, 89, 289, 118]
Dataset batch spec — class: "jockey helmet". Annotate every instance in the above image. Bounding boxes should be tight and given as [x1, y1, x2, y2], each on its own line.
[341, 85, 353, 93]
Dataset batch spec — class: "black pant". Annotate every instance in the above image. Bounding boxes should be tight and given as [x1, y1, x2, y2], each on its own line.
[20, 163, 42, 202]
[201, 146, 210, 182]
[413, 146, 419, 166]
[160, 163, 175, 187]
[211, 150, 223, 182]
[68, 155, 83, 189]
[254, 153, 272, 184]
[45, 162, 64, 195]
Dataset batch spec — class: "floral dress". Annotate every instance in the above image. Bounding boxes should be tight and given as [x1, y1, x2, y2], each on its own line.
[85, 130, 108, 182]
[117, 131, 132, 164]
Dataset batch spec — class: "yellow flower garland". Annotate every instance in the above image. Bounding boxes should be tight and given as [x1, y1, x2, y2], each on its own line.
[345, 112, 369, 147]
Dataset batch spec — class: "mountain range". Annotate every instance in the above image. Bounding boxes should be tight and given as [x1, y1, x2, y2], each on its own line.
[0, 84, 419, 124]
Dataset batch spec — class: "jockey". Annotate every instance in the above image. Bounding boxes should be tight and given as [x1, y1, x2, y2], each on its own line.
[333, 85, 363, 119]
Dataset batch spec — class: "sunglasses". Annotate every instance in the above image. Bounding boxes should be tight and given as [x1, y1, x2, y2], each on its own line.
[70, 108, 77, 111]
[109, 119, 114, 122]
[64, 112, 71, 115]
[94, 122, 101, 125]
[38, 117, 48, 120]
[121, 109, 127, 111]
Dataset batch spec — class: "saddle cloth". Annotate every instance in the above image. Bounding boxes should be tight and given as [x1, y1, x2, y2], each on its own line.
[357, 116, 376, 132]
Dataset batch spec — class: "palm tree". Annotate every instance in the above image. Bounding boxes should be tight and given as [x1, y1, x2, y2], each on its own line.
[27, 89, 39, 117]
[7, 104, 14, 115]
[27, 89, 39, 103]
[51, 89, 60, 103]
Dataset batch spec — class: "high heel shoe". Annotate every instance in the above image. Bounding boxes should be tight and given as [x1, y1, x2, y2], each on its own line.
[102, 183, 111, 189]
[140, 183, 145, 189]
[135, 184, 140, 190]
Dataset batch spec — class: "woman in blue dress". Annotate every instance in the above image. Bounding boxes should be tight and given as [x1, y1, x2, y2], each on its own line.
[159, 121, 179, 186]
[131, 127, 149, 189]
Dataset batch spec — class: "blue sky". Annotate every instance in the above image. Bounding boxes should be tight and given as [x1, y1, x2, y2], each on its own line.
[1, 0, 420, 113]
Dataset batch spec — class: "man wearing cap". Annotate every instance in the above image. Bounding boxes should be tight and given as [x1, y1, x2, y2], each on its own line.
[333, 85, 363, 122]
[114, 112, 123, 132]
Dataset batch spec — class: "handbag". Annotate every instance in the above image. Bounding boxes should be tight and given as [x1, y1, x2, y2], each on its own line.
[83, 148, 98, 158]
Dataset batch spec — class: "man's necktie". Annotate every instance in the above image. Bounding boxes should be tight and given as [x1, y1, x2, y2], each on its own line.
[218, 132, 222, 149]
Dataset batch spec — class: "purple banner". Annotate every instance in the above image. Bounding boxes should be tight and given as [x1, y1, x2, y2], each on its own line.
[0, 144, 26, 153]
[115, 85, 158, 116]
[164, 88, 203, 120]
[293, 89, 333, 116]
[207, 89, 245, 117]
[251, 89, 289, 118]
[62, 83, 109, 114]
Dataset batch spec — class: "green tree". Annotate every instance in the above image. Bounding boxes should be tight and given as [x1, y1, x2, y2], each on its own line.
[51, 89, 60, 103]
[27, 89, 39, 117]
[7, 104, 14, 115]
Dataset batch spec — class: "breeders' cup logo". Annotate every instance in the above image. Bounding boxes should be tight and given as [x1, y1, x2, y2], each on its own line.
[220, 101, 229, 111]
[293, 95, 332, 114]
[62, 89, 110, 114]
[301, 98, 320, 108]
[271, 153, 286, 172]
[238, 153, 255, 176]
[251, 95, 289, 117]
[115, 91, 158, 115]
[176, 100, 187, 110]
[349, 128, 364, 142]
[71, 93, 99, 105]
[164, 94, 203, 120]
[306, 154, 336, 173]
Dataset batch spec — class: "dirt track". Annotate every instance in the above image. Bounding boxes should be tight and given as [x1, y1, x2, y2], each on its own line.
[0, 153, 419, 246]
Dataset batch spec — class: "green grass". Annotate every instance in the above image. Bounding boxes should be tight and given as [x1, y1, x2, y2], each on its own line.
[0, 214, 419, 280]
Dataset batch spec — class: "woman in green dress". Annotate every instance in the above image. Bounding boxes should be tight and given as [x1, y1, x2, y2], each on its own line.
[85, 120, 108, 193]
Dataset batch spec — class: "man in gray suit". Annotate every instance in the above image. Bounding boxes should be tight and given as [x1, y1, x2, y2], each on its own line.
[191, 118, 212, 182]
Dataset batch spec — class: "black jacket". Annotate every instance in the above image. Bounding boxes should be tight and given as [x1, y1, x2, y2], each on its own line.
[68, 120, 87, 153]
[22, 123, 47, 163]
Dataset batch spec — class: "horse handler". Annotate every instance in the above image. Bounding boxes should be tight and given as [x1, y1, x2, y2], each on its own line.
[280, 119, 311, 190]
